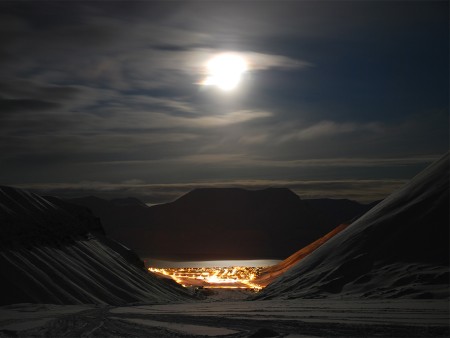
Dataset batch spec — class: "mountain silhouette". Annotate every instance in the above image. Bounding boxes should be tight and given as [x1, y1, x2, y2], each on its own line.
[70, 188, 376, 260]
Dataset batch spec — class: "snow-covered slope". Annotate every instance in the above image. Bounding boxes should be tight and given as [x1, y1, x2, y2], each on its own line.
[255, 153, 449, 299]
[0, 186, 191, 305]
[254, 223, 349, 287]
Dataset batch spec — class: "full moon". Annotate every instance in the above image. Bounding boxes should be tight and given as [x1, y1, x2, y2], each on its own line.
[201, 53, 248, 91]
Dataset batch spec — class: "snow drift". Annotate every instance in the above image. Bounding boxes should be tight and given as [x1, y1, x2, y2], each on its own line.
[255, 153, 449, 300]
[0, 186, 191, 305]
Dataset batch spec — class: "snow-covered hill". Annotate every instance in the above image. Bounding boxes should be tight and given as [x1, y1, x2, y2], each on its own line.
[254, 223, 349, 287]
[0, 186, 191, 305]
[255, 153, 449, 299]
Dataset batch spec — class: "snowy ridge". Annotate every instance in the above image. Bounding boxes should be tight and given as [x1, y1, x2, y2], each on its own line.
[0, 186, 103, 248]
[255, 153, 449, 299]
[0, 186, 191, 305]
[254, 223, 349, 287]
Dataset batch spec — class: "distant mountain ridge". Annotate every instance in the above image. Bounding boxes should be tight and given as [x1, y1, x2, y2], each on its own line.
[69, 188, 377, 260]
[110, 197, 149, 207]
[0, 186, 191, 305]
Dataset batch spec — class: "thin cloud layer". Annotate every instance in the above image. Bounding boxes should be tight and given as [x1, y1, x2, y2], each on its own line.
[20, 178, 408, 205]
[0, 2, 448, 202]
[279, 121, 382, 142]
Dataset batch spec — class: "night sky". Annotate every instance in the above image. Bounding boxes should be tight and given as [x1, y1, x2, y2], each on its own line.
[1, 1, 448, 204]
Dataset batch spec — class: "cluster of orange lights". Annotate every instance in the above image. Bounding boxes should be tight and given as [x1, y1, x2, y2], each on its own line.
[148, 266, 264, 290]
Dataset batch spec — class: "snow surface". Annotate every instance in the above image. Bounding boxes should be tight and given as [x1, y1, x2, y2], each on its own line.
[255, 153, 449, 300]
[0, 186, 192, 305]
[110, 317, 239, 336]
[1, 300, 448, 337]
[111, 299, 449, 326]
[0, 304, 92, 332]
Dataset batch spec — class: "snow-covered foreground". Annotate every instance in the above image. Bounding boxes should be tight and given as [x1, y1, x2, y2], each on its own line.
[1, 299, 448, 337]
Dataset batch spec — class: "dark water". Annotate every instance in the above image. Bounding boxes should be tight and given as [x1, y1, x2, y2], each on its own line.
[145, 259, 281, 268]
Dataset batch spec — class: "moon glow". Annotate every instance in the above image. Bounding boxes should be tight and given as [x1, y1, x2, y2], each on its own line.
[201, 53, 248, 91]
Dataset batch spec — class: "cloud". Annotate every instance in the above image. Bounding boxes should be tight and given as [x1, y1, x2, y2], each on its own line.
[185, 110, 273, 128]
[18, 178, 409, 204]
[117, 47, 311, 92]
[279, 120, 382, 142]
[0, 97, 61, 113]
[93, 109, 273, 130]
[0, 79, 82, 101]
[0, 2, 447, 196]
[238, 134, 269, 145]
[93, 153, 440, 170]
[0, 4, 312, 92]
[243, 51, 312, 71]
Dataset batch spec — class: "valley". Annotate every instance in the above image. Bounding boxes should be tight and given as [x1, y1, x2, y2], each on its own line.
[0, 153, 448, 337]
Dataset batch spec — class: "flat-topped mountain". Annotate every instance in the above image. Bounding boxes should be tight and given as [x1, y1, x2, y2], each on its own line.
[0, 186, 191, 305]
[70, 188, 376, 260]
[146, 187, 320, 259]
[255, 153, 449, 300]
[174, 187, 300, 206]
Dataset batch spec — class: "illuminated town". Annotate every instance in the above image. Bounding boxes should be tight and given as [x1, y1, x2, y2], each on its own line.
[148, 266, 264, 290]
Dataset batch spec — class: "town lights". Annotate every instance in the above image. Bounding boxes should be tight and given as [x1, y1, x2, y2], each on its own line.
[149, 266, 263, 290]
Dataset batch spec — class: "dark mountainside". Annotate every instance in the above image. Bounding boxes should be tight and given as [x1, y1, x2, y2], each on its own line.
[304, 198, 379, 225]
[0, 186, 191, 305]
[69, 188, 376, 260]
[145, 188, 322, 260]
[255, 153, 449, 300]
[68, 195, 153, 232]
